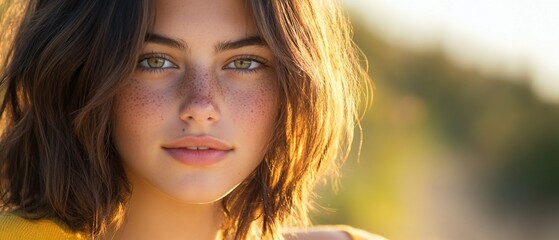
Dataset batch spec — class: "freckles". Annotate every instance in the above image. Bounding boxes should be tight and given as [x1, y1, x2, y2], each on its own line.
[117, 79, 171, 129]
[176, 68, 195, 99]
[177, 67, 224, 104]
[228, 76, 278, 131]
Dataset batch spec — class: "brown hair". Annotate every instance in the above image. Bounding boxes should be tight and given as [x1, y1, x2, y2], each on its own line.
[1, 0, 370, 239]
[222, 1, 370, 239]
[0, 0, 151, 236]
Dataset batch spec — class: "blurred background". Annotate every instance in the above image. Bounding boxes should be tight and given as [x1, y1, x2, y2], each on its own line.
[2, 1, 558, 239]
[312, 1, 559, 240]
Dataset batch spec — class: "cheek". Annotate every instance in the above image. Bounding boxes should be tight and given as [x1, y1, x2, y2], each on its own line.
[114, 80, 172, 137]
[226, 76, 279, 134]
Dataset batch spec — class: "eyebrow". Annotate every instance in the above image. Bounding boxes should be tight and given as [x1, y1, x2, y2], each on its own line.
[144, 33, 266, 53]
[214, 36, 266, 52]
[145, 33, 187, 50]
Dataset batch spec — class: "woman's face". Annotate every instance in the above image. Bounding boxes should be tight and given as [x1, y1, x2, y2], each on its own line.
[112, 0, 278, 203]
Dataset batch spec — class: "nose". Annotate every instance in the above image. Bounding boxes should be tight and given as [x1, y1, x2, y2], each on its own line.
[179, 71, 221, 126]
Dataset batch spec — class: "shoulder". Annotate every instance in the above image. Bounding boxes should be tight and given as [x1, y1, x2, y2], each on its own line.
[283, 225, 387, 240]
[0, 212, 85, 240]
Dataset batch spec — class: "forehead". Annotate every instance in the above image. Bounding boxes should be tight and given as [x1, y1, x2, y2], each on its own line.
[153, 0, 258, 38]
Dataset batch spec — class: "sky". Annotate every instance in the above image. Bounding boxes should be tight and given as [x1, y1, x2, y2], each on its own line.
[343, 0, 559, 102]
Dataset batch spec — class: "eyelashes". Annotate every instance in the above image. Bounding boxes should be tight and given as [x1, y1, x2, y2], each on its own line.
[137, 54, 177, 72]
[222, 56, 267, 73]
[136, 53, 269, 74]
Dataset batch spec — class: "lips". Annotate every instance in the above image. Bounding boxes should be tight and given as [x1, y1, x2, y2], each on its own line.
[184, 146, 210, 150]
[162, 136, 233, 166]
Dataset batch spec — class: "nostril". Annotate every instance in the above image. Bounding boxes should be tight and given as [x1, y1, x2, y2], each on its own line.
[179, 94, 220, 123]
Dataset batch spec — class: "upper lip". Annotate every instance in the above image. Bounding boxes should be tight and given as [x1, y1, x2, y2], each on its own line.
[162, 135, 234, 151]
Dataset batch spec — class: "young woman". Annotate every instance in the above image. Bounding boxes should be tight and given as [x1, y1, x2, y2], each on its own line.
[0, 0, 381, 239]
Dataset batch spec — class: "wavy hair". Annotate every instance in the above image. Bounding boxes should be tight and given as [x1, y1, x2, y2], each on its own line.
[0, 0, 370, 239]
[0, 0, 151, 236]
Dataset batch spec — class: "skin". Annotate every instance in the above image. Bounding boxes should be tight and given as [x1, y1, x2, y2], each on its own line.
[111, 0, 277, 238]
[109, 0, 351, 239]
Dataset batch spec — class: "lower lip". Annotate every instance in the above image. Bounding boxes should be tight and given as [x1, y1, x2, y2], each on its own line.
[164, 148, 231, 166]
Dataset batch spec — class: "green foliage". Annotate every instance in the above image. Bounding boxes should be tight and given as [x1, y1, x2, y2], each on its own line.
[313, 13, 559, 238]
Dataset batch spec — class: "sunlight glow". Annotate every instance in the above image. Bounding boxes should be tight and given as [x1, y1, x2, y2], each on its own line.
[344, 0, 559, 102]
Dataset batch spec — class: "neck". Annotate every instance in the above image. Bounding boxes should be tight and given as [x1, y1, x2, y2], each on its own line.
[105, 181, 224, 240]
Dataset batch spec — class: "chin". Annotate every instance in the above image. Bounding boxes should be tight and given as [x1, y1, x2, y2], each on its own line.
[163, 182, 240, 205]
[172, 191, 230, 204]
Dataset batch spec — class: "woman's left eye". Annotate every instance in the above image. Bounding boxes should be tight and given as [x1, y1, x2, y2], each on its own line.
[224, 58, 264, 71]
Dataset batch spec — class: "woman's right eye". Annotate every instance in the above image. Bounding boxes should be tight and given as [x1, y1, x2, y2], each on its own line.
[137, 56, 177, 71]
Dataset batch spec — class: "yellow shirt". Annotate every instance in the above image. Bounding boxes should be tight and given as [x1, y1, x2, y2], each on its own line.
[0, 213, 85, 240]
[0, 213, 384, 240]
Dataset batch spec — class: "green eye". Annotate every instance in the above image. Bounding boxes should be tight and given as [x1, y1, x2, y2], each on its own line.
[225, 58, 263, 70]
[234, 59, 253, 69]
[138, 56, 176, 70]
[147, 57, 166, 68]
